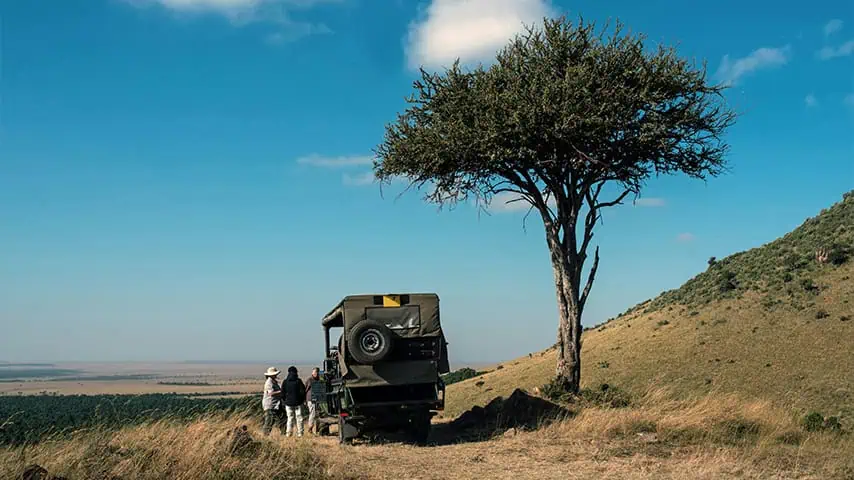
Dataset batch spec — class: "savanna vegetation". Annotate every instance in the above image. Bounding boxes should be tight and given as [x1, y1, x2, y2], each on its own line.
[0, 369, 83, 381]
[0, 393, 258, 446]
[2, 386, 851, 479]
[440, 367, 486, 386]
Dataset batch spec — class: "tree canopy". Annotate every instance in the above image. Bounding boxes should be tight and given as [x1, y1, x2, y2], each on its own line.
[373, 15, 738, 392]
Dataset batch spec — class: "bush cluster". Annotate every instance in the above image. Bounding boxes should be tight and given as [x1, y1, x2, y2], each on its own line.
[801, 411, 843, 433]
[539, 378, 632, 408]
[0, 393, 258, 446]
[441, 367, 485, 385]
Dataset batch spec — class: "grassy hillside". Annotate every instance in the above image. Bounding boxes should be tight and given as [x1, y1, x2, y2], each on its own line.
[444, 190, 854, 422]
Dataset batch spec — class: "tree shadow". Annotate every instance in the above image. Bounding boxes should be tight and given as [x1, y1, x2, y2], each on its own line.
[353, 389, 575, 447]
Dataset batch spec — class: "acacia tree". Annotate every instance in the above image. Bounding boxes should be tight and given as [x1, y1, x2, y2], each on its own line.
[372, 16, 738, 393]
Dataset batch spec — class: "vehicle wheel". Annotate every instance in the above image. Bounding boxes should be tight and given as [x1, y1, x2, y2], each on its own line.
[338, 416, 348, 444]
[347, 320, 394, 364]
[338, 416, 357, 445]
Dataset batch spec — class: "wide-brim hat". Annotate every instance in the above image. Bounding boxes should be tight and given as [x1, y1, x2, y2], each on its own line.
[264, 367, 280, 377]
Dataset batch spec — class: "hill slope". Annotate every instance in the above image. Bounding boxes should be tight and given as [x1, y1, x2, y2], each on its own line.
[445, 190, 854, 420]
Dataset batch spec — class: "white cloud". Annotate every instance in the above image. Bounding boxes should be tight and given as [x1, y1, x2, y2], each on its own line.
[487, 192, 664, 213]
[817, 39, 854, 60]
[131, 0, 339, 13]
[296, 154, 374, 168]
[265, 22, 331, 44]
[715, 45, 791, 85]
[634, 197, 666, 207]
[805, 93, 818, 107]
[296, 153, 378, 186]
[124, 0, 336, 42]
[404, 0, 554, 70]
[824, 19, 843, 37]
[676, 232, 696, 243]
[486, 191, 557, 213]
[488, 192, 534, 212]
[342, 171, 375, 186]
[140, 0, 261, 11]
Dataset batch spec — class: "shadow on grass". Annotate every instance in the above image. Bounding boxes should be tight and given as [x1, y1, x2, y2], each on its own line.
[351, 389, 575, 447]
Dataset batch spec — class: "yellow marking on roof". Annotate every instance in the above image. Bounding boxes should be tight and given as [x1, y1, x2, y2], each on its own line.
[383, 295, 401, 307]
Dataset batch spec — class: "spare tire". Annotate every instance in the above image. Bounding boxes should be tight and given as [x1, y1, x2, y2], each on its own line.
[347, 320, 394, 364]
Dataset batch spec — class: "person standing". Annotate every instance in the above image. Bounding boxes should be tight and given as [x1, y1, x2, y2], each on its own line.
[304, 367, 321, 434]
[282, 366, 306, 437]
[261, 366, 284, 436]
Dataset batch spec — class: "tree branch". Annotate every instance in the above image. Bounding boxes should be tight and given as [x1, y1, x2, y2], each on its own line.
[594, 188, 632, 209]
[579, 245, 599, 313]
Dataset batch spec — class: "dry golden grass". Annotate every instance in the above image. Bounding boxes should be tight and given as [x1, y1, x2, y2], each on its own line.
[348, 387, 852, 479]
[444, 262, 854, 423]
[4, 387, 850, 479]
[0, 411, 355, 480]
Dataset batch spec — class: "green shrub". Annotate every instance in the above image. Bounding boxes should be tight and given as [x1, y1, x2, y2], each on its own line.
[824, 416, 842, 432]
[539, 379, 632, 408]
[441, 367, 484, 385]
[579, 383, 632, 408]
[802, 412, 826, 432]
[540, 377, 568, 402]
[827, 243, 851, 266]
[718, 270, 738, 293]
[783, 252, 806, 271]
[801, 278, 819, 293]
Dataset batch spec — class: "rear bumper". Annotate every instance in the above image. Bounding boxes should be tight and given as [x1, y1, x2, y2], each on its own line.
[349, 399, 443, 409]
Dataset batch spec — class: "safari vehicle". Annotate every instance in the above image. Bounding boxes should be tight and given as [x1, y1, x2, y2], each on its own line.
[318, 293, 450, 444]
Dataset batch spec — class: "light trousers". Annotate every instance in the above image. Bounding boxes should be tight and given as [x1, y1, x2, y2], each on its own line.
[286, 405, 304, 436]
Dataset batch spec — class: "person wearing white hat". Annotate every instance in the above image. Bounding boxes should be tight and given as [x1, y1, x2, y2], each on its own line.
[261, 366, 285, 435]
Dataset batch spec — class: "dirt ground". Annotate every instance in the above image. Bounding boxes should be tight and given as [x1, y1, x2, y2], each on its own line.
[289, 427, 812, 480]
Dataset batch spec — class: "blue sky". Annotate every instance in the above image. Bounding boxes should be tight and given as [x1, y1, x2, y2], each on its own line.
[1, 0, 852, 365]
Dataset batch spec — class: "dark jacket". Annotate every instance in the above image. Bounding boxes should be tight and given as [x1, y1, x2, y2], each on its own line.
[283, 372, 306, 407]
[304, 375, 320, 403]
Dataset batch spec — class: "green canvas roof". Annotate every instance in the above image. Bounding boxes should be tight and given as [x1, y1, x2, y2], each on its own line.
[321, 293, 440, 334]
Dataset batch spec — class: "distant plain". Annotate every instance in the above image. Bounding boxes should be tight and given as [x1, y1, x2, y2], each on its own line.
[0, 361, 492, 396]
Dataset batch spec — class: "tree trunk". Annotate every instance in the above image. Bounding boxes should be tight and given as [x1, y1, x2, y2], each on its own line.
[546, 228, 583, 394]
